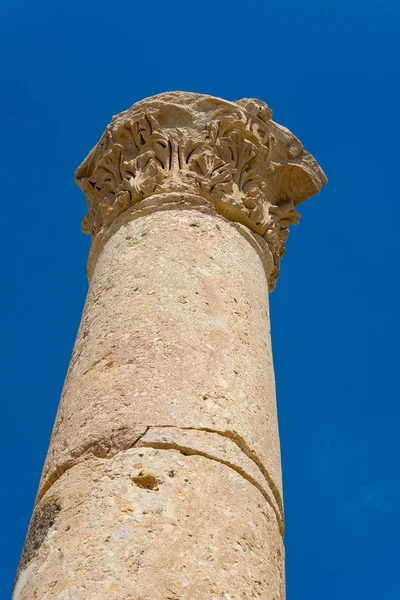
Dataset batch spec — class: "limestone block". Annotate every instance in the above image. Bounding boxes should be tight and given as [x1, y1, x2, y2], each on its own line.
[15, 448, 284, 600]
[39, 210, 283, 522]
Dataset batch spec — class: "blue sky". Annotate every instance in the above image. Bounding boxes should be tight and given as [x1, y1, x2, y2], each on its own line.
[1, 0, 399, 597]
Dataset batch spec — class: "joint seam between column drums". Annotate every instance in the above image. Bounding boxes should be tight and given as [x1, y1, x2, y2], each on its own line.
[37, 425, 284, 536]
[146, 425, 284, 520]
[134, 438, 284, 536]
[36, 428, 151, 504]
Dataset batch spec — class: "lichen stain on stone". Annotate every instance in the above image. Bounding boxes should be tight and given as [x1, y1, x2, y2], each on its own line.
[18, 501, 61, 572]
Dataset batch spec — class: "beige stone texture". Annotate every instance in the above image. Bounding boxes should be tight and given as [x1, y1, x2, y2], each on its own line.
[14, 448, 284, 600]
[39, 210, 282, 517]
[14, 92, 326, 599]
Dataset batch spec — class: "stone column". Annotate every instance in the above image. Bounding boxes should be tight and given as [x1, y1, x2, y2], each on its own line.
[14, 92, 326, 600]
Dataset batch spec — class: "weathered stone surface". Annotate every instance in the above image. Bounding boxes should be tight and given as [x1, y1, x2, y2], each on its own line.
[15, 92, 326, 599]
[38, 209, 283, 518]
[14, 448, 284, 600]
[136, 426, 283, 528]
[76, 91, 326, 290]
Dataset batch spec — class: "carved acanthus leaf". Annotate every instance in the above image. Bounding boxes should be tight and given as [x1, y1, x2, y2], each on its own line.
[75, 92, 327, 289]
[120, 151, 165, 200]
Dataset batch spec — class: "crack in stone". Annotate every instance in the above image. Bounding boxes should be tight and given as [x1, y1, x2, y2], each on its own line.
[81, 352, 113, 376]
[36, 428, 150, 504]
[37, 425, 283, 535]
[147, 424, 284, 520]
[135, 437, 284, 535]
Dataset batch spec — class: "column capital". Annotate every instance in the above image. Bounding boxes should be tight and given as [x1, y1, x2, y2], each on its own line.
[75, 91, 326, 289]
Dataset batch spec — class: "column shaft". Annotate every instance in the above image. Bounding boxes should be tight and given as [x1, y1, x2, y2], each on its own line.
[14, 208, 284, 599]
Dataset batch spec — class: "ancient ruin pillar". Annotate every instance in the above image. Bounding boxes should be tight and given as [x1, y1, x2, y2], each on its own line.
[14, 92, 326, 599]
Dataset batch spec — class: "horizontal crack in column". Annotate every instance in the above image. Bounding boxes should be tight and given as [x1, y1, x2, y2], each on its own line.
[37, 425, 283, 536]
[135, 433, 284, 536]
[147, 425, 284, 520]
[36, 428, 150, 504]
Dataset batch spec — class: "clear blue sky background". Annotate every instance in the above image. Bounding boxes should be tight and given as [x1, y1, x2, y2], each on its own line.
[1, 0, 399, 597]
